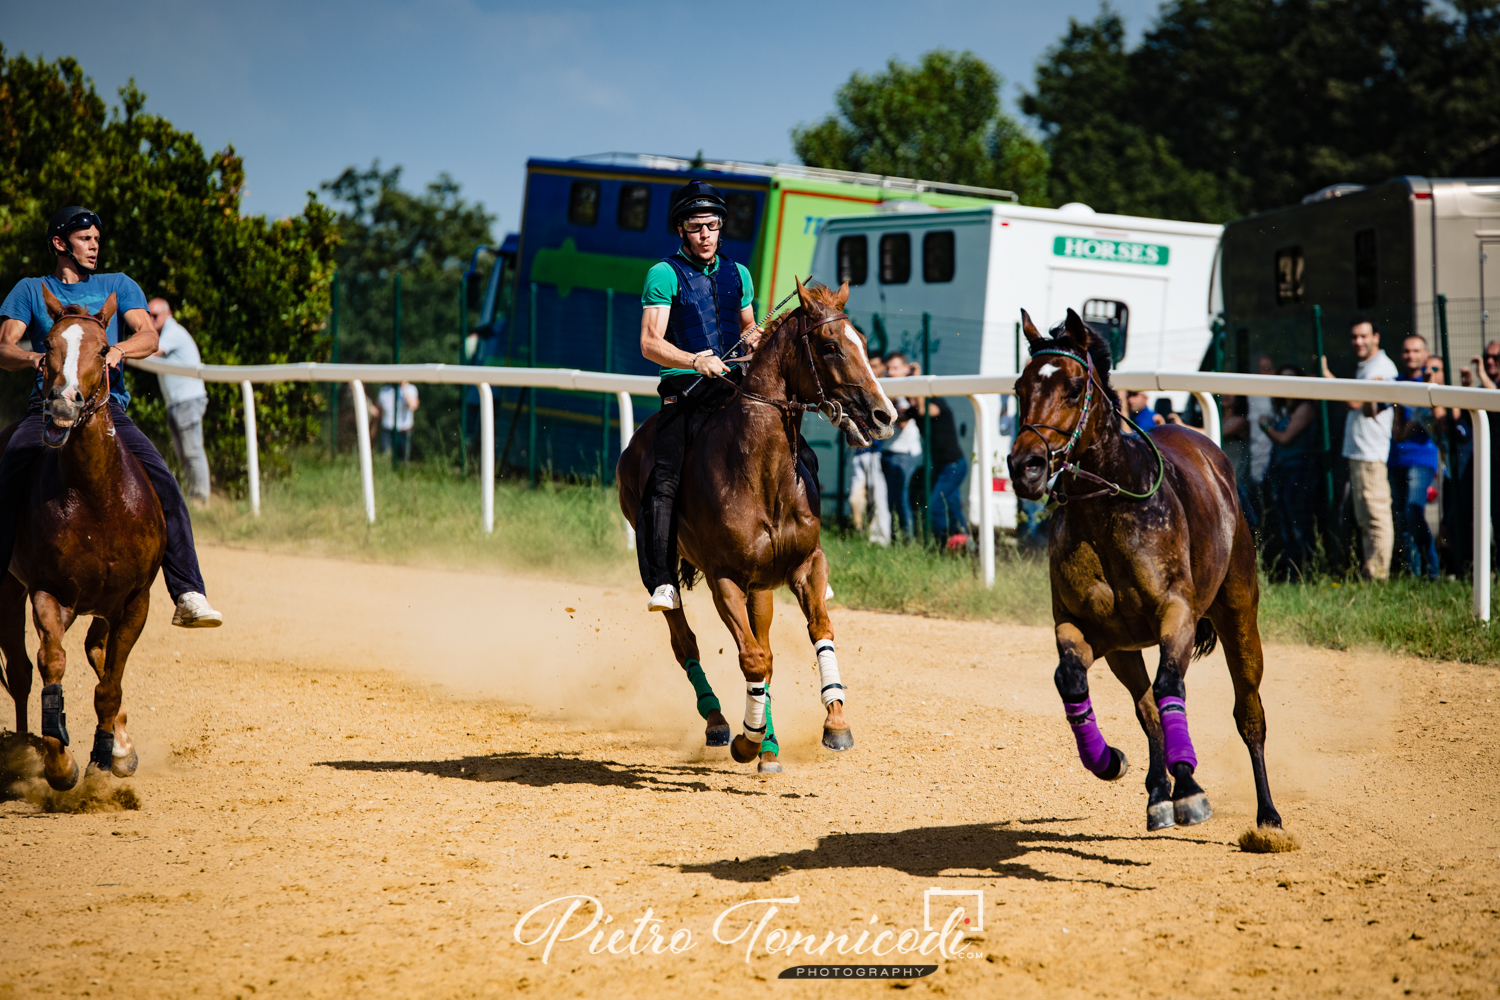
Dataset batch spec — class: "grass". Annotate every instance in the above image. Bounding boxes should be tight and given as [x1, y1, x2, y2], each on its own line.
[195, 451, 1500, 664]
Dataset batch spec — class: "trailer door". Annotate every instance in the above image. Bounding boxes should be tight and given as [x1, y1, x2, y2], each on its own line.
[1045, 266, 1168, 369]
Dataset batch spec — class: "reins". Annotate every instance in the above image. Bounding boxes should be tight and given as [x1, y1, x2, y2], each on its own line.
[732, 309, 849, 425]
[1018, 346, 1165, 504]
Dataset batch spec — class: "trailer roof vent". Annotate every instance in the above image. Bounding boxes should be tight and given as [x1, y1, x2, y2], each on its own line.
[1301, 183, 1365, 204]
[1058, 202, 1096, 216]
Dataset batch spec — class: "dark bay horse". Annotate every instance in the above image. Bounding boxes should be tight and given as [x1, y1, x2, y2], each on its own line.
[618, 280, 896, 772]
[0, 290, 166, 790]
[1007, 309, 1282, 832]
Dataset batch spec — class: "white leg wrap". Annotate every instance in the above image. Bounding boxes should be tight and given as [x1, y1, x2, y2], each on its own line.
[815, 640, 845, 707]
[742, 681, 769, 744]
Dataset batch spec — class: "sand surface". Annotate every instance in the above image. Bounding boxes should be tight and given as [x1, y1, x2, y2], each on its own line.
[0, 545, 1497, 998]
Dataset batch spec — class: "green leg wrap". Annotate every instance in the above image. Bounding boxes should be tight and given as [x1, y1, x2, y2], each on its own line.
[762, 687, 779, 757]
[684, 659, 721, 720]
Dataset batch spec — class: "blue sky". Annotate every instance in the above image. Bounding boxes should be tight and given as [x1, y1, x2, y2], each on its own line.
[5, 0, 1162, 231]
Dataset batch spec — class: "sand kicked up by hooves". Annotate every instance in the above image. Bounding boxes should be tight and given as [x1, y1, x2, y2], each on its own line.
[1238, 825, 1302, 853]
[1, 731, 141, 813]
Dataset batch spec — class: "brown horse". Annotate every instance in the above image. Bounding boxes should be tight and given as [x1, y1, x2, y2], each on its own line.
[618, 280, 896, 772]
[1007, 309, 1282, 832]
[0, 290, 166, 790]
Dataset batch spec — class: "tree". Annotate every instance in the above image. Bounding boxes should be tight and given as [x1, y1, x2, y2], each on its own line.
[792, 50, 1052, 205]
[0, 46, 339, 486]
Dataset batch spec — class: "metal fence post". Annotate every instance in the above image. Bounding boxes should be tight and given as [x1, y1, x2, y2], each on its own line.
[351, 379, 375, 523]
[969, 393, 994, 587]
[479, 382, 494, 533]
[618, 390, 636, 550]
[1191, 390, 1221, 446]
[1473, 408, 1492, 622]
[241, 380, 260, 517]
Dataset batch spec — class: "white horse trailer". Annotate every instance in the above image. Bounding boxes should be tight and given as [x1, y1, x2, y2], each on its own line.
[806, 202, 1222, 533]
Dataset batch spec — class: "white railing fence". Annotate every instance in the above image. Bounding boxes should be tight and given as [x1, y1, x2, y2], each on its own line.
[129, 359, 1500, 621]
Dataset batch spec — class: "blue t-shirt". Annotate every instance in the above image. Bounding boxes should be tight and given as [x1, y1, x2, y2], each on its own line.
[1389, 373, 1439, 471]
[0, 273, 147, 408]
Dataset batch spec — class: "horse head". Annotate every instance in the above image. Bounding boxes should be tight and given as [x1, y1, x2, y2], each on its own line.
[1007, 307, 1117, 501]
[39, 288, 114, 449]
[784, 278, 897, 447]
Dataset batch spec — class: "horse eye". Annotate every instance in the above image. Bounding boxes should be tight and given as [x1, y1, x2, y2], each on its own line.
[821, 341, 840, 357]
[1066, 381, 1084, 398]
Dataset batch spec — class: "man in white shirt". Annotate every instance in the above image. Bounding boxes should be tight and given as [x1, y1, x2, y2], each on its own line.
[148, 298, 210, 505]
[377, 382, 420, 461]
[1323, 318, 1398, 580]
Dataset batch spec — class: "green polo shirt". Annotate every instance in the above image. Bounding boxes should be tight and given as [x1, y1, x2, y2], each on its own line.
[642, 250, 755, 376]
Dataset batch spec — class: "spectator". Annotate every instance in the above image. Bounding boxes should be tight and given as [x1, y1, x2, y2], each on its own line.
[849, 353, 891, 545]
[1321, 317, 1398, 581]
[377, 382, 420, 461]
[1260, 365, 1319, 579]
[1123, 390, 1163, 432]
[1390, 335, 1442, 580]
[918, 393, 968, 549]
[881, 352, 923, 540]
[147, 298, 210, 506]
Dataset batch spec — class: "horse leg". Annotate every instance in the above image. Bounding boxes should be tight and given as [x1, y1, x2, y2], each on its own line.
[663, 607, 731, 747]
[31, 591, 78, 790]
[1104, 649, 1175, 831]
[1154, 599, 1212, 826]
[1054, 622, 1129, 784]
[91, 591, 149, 778]
[0, 573, 32, 733]
[787, 548, 852, 751]
[706, 576, 772, 768]
[747, 589, 782, 773]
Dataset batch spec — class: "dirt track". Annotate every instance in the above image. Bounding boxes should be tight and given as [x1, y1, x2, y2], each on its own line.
[0, 545, 1497, 998]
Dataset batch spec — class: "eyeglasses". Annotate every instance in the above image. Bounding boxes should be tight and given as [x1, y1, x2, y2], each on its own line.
[680, 219, 723, 234]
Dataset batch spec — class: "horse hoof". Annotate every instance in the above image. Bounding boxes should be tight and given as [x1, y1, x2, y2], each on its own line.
[821, 727, 854, 752]
[1147, 800, 1176, 831]
[705, 724, 732, 747]
[1174, 792, 1214, 826]
[1095, 747, 1129, 781]
[46, 753, 80, 791]
[758, 757, 784, 774]
[730, 735, 760, 764]
[111, 748, 139, 778]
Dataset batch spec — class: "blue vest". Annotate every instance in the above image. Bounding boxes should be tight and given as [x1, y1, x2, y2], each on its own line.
[663, 254, 742, 357]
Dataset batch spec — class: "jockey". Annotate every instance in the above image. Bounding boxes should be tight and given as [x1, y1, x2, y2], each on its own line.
[636, 180, 762, 612]
[0, 206, 223, 627]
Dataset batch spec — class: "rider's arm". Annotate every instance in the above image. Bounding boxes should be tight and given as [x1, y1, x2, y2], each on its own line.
[111, 308, 159, 368]
[0, 317, 41, 373]
[640, 307, 727, 376]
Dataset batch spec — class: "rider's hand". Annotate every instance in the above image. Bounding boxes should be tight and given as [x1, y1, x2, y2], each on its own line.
[693, 352, 729, 377]
[741, 325, 764, 352]
[105, 346, 124, 369]
[30, 353, 44, 373]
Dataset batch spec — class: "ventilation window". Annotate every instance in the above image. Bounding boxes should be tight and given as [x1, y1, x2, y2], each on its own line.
[1275, 246, 1304, 304]
[723, 192, 757, 242]
[837, 236, 868, 286]
[880, 233, 911, 284]
[1355, 229, 1378, 308]
[568, 180, 600, 226]
[616, 184, 651, 231]
[922, 231, 956, 283]
[1082, 299, 1129, 367]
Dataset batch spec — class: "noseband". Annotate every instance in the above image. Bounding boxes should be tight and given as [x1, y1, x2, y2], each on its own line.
[1017, 346, 1165, 504]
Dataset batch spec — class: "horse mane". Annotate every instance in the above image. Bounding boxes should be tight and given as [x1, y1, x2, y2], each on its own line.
[760, 283, 842, 340]
[1031, 320, 1118, 410]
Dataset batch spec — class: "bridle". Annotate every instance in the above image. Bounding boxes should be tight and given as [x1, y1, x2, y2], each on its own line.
[732, 309, 850, 426]
[41, 316, 112, 432]
[1016, 345, 1164, 504]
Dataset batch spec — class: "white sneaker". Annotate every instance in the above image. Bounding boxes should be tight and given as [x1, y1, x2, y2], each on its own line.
[172, 591, 223, 628]
[646, 584, 681, 612]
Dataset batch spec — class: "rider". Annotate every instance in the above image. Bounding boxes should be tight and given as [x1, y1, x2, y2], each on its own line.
[0, 206, 224, 627]
[637, 181, 762, 611]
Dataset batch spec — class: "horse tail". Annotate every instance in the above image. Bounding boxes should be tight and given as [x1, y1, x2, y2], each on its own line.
[1192, 617, 1218, 660]
[678, 559, 701, 591]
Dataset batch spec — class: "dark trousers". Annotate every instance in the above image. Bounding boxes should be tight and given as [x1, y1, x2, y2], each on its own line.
[0, 399, 206, 600]
[1266, 456, 1316, 580]
[928, 458, 968, 539]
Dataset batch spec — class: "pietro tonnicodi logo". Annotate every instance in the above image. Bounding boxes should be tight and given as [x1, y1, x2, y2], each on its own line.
[513, 886, 985, 973]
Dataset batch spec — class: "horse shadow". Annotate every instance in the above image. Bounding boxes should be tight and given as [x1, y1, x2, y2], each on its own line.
[315, 751, 765, 796]
[679, 819, 1176, 889]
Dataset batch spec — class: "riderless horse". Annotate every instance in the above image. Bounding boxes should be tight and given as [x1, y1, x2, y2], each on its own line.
[1008, 309, 1283, 832]
[0, 291, 166, 790]
[618, 280, 896, 772]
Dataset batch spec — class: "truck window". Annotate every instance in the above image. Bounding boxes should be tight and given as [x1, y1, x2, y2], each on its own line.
[923, 231, 956, 283]
[838, 236, 868, 286]
[1083, 299, 1128, 366]
[1275, 246, 1304, 304]
[880, 233, 911, 284]
[568, 181, 600, 226]
[724, 192, 757, 241]
[1355, 229, 1378, 308]
[617, 184, 651, 231]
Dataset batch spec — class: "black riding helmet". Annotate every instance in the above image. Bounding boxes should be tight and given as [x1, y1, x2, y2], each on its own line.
[668, 180, 727, 228]
[47, 206, 104, 273]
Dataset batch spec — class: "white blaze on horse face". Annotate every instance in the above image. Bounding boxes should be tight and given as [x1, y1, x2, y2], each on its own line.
[842, 322, 895, 413]
[59, 324, 85, 396]
[1038, 363, 1060, 378]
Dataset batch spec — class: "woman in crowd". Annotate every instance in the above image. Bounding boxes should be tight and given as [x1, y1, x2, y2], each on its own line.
[1259, 364, 1319, 580]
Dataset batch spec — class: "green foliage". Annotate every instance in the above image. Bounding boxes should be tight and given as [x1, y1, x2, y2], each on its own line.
[0, 46, 339, 487]
[1025, 0, 1500, 221]
[792, 49, 1052, 205]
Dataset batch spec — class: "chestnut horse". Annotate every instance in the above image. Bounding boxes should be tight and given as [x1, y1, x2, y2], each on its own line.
[618, 280, 896, 772]
[1007, 309, 1282, 833]
[0, 290, 166, 790]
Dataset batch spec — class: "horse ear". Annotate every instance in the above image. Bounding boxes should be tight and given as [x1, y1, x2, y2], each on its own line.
[795, 276, 813, 311]
[833, 280, 849, 309]
[1064, 308, 1091, 352]
[96, 293, 117, 330]
[1020, 309, 1043, 349]
[42, 286, 66, 322]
